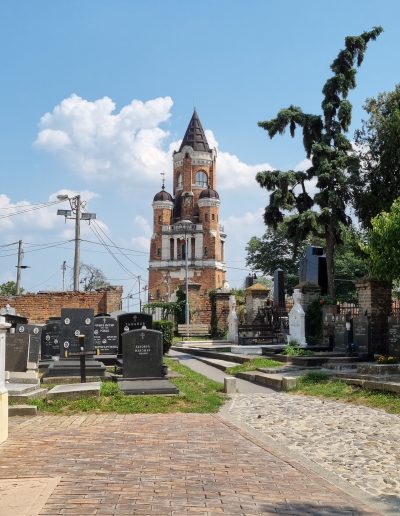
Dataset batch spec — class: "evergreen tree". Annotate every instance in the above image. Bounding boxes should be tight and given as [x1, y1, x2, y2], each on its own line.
[256, 27, 382, 300]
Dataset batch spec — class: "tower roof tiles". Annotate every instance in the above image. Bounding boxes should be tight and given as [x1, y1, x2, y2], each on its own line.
[179, 110, 210, 153]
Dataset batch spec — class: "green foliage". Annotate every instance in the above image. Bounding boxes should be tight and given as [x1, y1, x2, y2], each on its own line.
[256, 27, 382, 300]
[144, 298, 185, 322]
[282, 342, 314, 356]
[299, 371, 330, 384]
[305, 299, 323, 345]
[353, 84, 400, 228]
[0, 281, 22, 295]
[226, 357, 282, 376]
[376, 355, 398, 364]
[153, 320, 174, 354]
[368, 198, 400, 282]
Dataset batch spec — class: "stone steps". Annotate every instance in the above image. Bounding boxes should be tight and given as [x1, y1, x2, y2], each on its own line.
[9, 388, 48, 402]
[236, 371, 298, 391]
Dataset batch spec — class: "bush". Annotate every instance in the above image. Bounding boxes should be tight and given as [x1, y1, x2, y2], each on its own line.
[377, 355, 398, 364]
[153, 320, 174, 354]
[282, 341, 314, 356]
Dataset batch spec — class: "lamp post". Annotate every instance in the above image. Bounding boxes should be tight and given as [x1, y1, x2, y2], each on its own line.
[176, 220, 192, 335]
[57, 194, 96, 291]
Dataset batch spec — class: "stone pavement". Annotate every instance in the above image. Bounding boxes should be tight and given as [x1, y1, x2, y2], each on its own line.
[221, 392, 400, 513]
[1, 413, 380, 515]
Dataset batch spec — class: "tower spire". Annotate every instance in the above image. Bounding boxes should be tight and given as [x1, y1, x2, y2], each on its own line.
[179, 109, 210, 152]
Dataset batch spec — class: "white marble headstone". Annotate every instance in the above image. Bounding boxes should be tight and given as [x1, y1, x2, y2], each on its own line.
[288, 289, 306, 345]
[227, 295, 238, 344]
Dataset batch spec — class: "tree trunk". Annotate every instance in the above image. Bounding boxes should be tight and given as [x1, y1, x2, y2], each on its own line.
[325, 226, 336, 301]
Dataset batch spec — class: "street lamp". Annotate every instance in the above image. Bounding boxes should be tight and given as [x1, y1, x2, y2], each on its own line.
[57, 194, 96, 291]
[175, 220, 192, 336]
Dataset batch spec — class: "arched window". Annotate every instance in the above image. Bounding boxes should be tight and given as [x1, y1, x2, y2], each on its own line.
[177, 174, 183, 189]
[195, 170, 208, 187]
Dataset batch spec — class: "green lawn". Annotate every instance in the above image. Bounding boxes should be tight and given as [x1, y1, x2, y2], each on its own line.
[292, 372, 400, 414]
[24, 358, 225, 414]
[225, 357, 282, 376]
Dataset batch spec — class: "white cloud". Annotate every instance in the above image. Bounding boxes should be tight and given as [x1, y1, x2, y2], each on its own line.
[131, 236, 150, 252]
[35, 94, 174, 184]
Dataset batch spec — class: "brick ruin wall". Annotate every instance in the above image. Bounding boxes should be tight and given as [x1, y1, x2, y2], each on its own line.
[0, 287, 123, 324]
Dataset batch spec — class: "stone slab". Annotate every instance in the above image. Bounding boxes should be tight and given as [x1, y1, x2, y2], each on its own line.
[46, 358, 106, 377]
[6, 383, 39, 395]
[0, 476, 60, 515]
[117, 378, 178, 395]
[231, 345, 263, 355]
[8, 404, 37, 417]
[47, 381, 101, 400]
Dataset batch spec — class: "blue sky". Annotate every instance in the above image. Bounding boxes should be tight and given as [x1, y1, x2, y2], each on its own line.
[0, 1, 399, 308]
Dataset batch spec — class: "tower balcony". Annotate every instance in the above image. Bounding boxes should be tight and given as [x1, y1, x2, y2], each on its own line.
[161, 223, 203, 234]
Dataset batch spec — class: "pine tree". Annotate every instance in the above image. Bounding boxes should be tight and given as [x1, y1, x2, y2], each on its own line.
[256, 27, 382, 300]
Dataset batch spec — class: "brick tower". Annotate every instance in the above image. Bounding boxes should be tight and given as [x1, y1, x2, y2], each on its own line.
[148, 110, 227, 323]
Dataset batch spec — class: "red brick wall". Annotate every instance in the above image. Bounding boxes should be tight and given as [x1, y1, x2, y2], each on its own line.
[0, 287, 123, 324]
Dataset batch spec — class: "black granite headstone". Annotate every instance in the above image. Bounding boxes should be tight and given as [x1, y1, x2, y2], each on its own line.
[273, 268, 285, 308]
[41, 320, 61, 358]
[93, 316, 118, 354]
[60, 308, 94, 356]
[388, 316, 400, 357]
[333, 314, 348, 352]
[353, 316, 370, 356]
[122, 329, 163, 379]
[117, 312, 152, 355]
[16, 324, 42, 363]
[298, 245, 328, 294]
[5, 333, 30, 372]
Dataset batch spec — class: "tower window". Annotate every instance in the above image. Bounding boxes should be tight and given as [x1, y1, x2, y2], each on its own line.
[204, 246, 208, 257]
[158, 215, 162, 223]
[157, 248, 161, 257]
[195, 170, 208, 187]
[205, 213, 208, 222]
[177, 174, 183, 189]
[212, 214, 215, 221]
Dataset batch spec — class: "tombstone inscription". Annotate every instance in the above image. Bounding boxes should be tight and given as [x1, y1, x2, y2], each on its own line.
[16, 324, 42, 363]
[388, 316, 400, 357]
[333, 315, 347, 352]
[93, 316, 118, 354]
[5, 333, 30, 372]
[117, 312, 152, 355]
[353, 316, 370, 356]
[41, 320, 61, 358]
[60, 308, 94, 355]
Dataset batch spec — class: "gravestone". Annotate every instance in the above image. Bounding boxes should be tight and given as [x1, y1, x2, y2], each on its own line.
[122, 329, 163, 379]
[299, 245, 328, 294]
[288, 289, 306, 345]
[93, 316, 118, 355]
[333, 314, 348, 352]
[5, 333, 30, 372]
[117, 312, 152, 355]
[388, 316, 400, 358]
[353, 316, 370, 356]
[46, 308, 106, 378]
[41, 320, 61, 358]
[273, 268, 285, 308]
[59, 308, 94, 356]
[117, 328, 178, 395]
[16, 324, 42, 364]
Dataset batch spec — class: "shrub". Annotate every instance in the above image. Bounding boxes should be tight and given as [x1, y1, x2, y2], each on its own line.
[300, 371, 329, 384]
[282, 341, 314, 356]
[153, 320, 174, 354]
[377, 355, 398, 364]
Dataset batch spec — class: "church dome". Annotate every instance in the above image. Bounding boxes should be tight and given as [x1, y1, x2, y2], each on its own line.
[153, 189, 173, 202]
[199, 187, 219, 200]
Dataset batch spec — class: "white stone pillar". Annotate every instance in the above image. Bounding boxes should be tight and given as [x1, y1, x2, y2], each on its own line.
[173, 238, 178, 260]
[0, 316, 11, 444]
[288, 289, 306, 345]
[195, 233, 203, 259]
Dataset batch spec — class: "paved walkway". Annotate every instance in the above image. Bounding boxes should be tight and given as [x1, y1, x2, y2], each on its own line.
[1, 413, 379, 515]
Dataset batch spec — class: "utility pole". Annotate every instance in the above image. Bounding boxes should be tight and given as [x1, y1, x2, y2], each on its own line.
[57, 194, 96, 292]
[74, 195, 81, 292]
[61, 260, 67, 291]
[16, 240, 23, 295]
[138, 276, 142, 312]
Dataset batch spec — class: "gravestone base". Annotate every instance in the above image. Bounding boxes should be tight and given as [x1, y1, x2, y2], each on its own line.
[117, 378, 178, 395]
[8, 371, 39, 383]
[46, 358, 106, 378]
[94, 354, 117, 366]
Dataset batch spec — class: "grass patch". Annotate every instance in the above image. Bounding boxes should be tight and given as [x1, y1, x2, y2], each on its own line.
[226, 357, 282, 376]
[292, 373, 400, 414]
[23, 358, 225, 415]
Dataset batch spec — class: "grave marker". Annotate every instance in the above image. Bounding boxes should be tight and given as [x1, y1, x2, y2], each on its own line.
[122, 329, 163, 379]
[333, 314, 348, 352]
[5, 333, 30, 372]
[353, 316, 370, 356]
[60, 308, 94, 355]
[388, 316, 400, 358]
[93, 316, 118, 354]
[117, 312, 152, 355]
[16, 324, 42, 363]
[41, 320, 61, 358]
